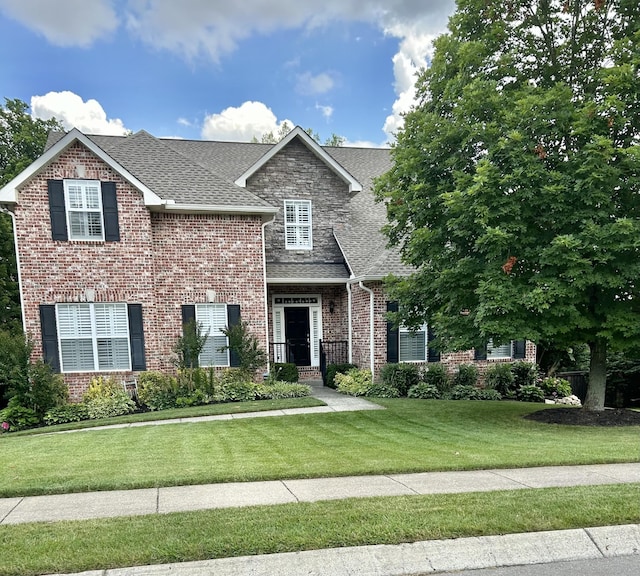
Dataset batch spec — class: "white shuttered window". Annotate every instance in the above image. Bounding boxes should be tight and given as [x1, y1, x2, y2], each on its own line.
[284, 200, 312, 249]
[196, 304, 229, 367]
[64, 180, 104, 240]
[399, 325, 427, 362]
[57, 303, 130, 372]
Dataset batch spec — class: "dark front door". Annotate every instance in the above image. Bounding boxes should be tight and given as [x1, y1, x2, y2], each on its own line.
[285, 307, 311, 366]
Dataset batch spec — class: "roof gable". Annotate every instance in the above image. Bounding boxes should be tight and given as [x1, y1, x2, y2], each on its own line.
[0, 128, 164, 207]
[234, 126, 362, 193]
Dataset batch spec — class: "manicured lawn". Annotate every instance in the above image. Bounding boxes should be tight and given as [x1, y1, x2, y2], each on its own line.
[1, 483, 638, 576]
[2, 400, 638, 497]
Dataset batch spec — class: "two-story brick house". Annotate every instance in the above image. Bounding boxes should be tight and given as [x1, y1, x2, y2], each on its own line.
[0, 126, 535, 398]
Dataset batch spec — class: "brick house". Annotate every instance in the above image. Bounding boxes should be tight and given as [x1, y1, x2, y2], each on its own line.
[0, 126, 535, 398]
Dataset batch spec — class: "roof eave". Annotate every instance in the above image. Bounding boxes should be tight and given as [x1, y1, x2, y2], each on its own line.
[267, 277, 350, 285]
[157, 202, 278, 220]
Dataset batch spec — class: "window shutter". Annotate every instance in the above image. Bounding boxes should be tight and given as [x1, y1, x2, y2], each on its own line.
[427, 326, 440, 362]
[227, 304, 241, 367]
[48, 180, 68, 241]
[474, 344, 487, 361]
[181, 305, 198, 368]
[386, 301, 399, 363]
[513, 340, 526, 359]
[128, 304, 146, 371]
[39, 304, 60, 372]
[101, 182, 120, 242]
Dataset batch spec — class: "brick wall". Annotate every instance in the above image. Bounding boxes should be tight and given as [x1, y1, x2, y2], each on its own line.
[13, 141, 267, 399]
[248, 138, 350, 265]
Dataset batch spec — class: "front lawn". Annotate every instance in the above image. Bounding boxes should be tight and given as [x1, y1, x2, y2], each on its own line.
[2, 399, 638, 497]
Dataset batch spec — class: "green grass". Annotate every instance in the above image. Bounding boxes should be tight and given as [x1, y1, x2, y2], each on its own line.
[2, 400, 638, 497]
[15, 396, 323, 435]
[1, 483, 638, 576]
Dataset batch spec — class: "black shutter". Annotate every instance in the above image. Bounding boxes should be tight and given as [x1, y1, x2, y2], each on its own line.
[227, 304, 241, 367]
[427, 326, 440, 362]
[101, 182, 120, 242]
[386, 301, 399, 363]
[48, 180, 68, 241]
[513, 340, 526, 359]
[181, 305, 198, 368]
[128, 304, 146, 371]
[474, 343, 488, 361]
[39, 304, 60, 372]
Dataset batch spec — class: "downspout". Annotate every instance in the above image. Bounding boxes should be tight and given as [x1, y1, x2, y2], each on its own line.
[346, 280, 353, 364]
[0, 206, 26, 334]
[262, 214, 276, 375]
[358, 281, 375, 380]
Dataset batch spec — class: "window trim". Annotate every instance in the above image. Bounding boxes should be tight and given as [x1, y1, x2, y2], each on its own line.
[56, 302, 131, 373]
[64, 179, 105, 241]
[284, 199, 312, 250]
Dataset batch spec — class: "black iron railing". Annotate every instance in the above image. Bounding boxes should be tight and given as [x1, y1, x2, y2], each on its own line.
[320, 340, 348, 385]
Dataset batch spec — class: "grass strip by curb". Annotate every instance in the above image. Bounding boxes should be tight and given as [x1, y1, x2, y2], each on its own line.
[1, 483, 638, 576]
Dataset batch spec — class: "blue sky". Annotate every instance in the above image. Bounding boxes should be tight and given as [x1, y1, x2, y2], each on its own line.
[0, 0, 456, 146]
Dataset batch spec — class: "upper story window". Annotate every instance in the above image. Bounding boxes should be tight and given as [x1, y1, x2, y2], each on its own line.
[65, 180, 104, 240]
[284, 199, 312, 250]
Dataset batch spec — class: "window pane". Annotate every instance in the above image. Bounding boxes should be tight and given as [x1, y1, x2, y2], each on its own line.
[488, 341, 512, 358]
[97, 338, 130, 370]
[67, 185, 83, 208]
[85, 186, 100, 209]
[94, 303, 129, 337]
[60, 339, 95, 371]
[200, 335, 229, 366]
[86, 212, 103, 237]
[196, 304, 229, 367]
[57, 304, 93, 338]
[399, 330, 426, 362]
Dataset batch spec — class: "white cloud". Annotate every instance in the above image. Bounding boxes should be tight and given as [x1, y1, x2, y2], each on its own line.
[316, 104, 334, 120]
[201, 101, 293, 142]
[30, 91, 129, 135]
[296, 72, 335, 96]
[0, 0, 118, 46]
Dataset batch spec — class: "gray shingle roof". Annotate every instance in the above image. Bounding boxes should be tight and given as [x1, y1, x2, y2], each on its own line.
[266, 262, 351, 281]
[44, 130, 411, 278]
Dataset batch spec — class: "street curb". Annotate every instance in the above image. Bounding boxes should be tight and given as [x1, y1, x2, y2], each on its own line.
[45, 524, 640, 576]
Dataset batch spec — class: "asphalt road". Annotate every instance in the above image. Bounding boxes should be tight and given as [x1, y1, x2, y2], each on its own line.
[430, 555, 639, 576]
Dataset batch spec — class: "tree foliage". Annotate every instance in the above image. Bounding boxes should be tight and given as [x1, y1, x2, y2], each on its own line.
[375, 1, 640, 411]
[252, 121, 345, 146]
[1, 98, 62, 333]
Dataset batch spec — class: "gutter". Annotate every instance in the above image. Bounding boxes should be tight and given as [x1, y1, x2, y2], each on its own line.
[358, 281, 376, 379]
[262, 214, 276, 374]
[0, 206, 26, 334]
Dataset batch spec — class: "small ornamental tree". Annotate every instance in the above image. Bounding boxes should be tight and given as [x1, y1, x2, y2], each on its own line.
[375, 0, 640, 411]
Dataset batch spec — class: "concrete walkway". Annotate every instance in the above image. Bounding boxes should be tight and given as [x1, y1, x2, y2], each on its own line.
[2, 383, 639, 575]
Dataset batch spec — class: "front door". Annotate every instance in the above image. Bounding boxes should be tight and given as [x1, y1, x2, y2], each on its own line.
[285, 307, 311, 366]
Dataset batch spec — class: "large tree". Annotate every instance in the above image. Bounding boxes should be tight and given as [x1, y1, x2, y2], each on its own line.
[1, 98, 61, 333]
[375, 0, 640, 411]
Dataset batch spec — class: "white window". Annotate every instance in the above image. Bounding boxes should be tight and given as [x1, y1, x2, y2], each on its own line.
[487, 340, 513, 359]
[284, 200, 312, 249]
[57, 303, 130, 372]
[196, 304, 229, 367]
[64, 180, 104, 241]
[399, 325, 427, 362]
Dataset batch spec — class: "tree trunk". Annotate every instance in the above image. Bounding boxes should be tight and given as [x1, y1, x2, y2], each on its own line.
[583, 339, 607, 411]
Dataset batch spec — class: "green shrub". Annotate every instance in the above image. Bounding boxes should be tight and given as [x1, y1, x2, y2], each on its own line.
[450, 384, 482, 400]
[454, 364, 479, 388]
[272, 363, 299, 383]
[220, 320, 267, 374]
[44, 403, 90, 425]
[540, 377, 572, 398]
[214, 369, 258, 402]
[256, 382, 311, 399]
[138, 372, 182, 411]
[0, 399, 40, 431]
[335, 368, 372, 397]
[511, 361, 538, 388]
[380, 363, 420, 396]
[484, 363, 516, 396]
[326, 363, 357, 389]
[422, 363, 450, 394]
[407, 382, 441, 399]
[83, 376, 136, 419]
[175, 388, 211, 407]
[478, 389, 502, 401]
[366, 381, 401, 398]
[517, 385, 545, 403]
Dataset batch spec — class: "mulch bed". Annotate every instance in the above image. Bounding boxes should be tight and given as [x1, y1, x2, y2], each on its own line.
[525, 407, 640, 426]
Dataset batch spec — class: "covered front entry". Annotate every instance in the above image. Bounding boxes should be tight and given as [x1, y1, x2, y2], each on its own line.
[272, 295, 322, 367]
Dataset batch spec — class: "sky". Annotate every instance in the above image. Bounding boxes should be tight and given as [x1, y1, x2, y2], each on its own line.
[0, 0, 456, 147]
